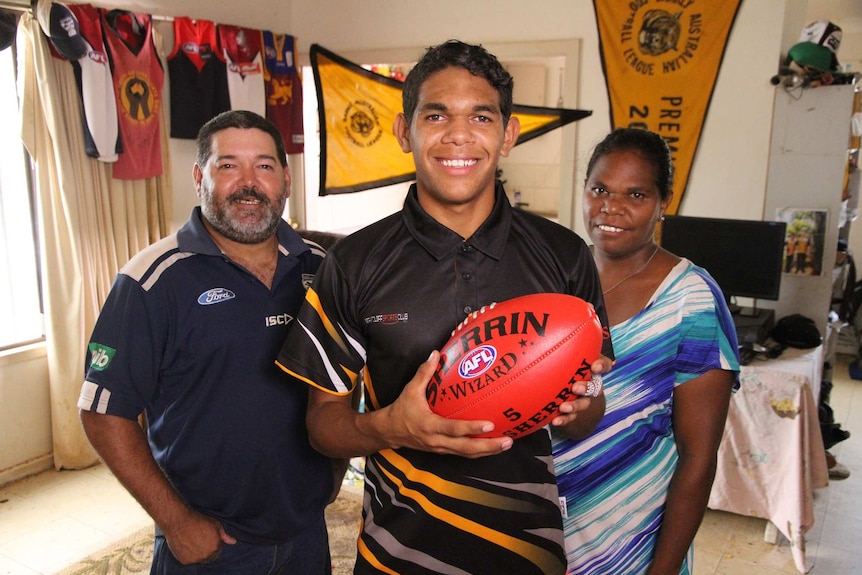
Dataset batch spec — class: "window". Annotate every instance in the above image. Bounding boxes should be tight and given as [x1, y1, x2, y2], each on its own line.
[0, 45, 42, 349]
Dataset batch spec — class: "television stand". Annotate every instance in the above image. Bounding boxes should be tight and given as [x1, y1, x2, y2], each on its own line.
[733, 307, 775, 345]
[736, 306, 766, 318]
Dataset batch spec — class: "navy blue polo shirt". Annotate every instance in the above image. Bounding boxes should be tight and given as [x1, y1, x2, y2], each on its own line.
[79, 208, 332, 545]
[277, 184, 613, 574]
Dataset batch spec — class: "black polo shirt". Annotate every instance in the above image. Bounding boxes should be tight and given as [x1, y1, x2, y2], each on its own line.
[277, 183, 612, 575]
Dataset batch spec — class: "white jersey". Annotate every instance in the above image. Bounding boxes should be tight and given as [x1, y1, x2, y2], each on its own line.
[219, 25, 266, 116]
[70, 4, 119, 162]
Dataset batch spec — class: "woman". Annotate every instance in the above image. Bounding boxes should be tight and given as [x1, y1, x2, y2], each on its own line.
[552, 128, 739, 575]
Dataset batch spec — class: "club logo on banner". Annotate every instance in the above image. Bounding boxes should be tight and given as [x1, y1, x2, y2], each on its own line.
[311, 44, 592, 196]
[594, 0, 742, 215]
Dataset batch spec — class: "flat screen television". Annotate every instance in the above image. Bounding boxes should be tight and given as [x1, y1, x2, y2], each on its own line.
[659, 215, 787, 314]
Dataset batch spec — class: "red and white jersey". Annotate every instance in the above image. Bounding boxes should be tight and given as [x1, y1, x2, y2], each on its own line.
[46, 3, 119, 162]
[102, 10, 164, 180]
[219, 25, 265, 116]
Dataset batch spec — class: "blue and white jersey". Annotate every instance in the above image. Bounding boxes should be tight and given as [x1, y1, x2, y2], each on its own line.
[78, 207, 332, 545]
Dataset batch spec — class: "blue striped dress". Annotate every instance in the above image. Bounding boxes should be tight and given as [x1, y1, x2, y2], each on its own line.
[551, 259, 739, 575]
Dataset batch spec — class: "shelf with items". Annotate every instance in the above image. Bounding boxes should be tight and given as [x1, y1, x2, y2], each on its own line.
[765, 83, 857, 338]
[831, 86, 862, 358]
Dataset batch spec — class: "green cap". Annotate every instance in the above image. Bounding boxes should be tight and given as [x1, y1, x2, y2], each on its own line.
[787, 42, 833, 72]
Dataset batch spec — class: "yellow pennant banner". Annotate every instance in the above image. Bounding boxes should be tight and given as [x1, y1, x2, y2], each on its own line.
[594, 0, 742, 214]
[311, 44, 591, 196]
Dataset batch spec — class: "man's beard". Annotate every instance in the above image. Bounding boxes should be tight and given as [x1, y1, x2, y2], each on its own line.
[201, 186, 286, 244]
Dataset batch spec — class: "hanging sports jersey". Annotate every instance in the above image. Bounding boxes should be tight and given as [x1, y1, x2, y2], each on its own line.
[40, 3, 119, 162]
[168, 17, 230, 139]
[218, 24, 266, 117]
[102, 10, 164, 180]
[71, 5, 119, 162]
[262, 32, 304, 154]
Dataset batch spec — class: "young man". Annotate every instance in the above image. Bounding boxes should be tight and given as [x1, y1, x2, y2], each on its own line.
[277, 40, 613, 575]
[78, 111, 339, 574]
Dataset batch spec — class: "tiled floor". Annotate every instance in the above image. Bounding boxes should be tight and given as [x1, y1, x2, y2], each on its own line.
[0, 463, 151, 575]
[0, 356, 860, 575]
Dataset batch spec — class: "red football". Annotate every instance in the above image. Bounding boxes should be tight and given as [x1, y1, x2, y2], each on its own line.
[426, 293, 604, 439]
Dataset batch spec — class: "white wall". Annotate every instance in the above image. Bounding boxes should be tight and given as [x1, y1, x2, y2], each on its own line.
[0, 344, 52, 483]
[161, 0, 789, 236]
[765, 85, 857, 334]
[286, 0, 784, 234]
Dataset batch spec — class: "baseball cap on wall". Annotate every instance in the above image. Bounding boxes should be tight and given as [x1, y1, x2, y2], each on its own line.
[0, 9, 17, 51]
[36, 1, 87, 60]
[787, 41, 834, 72]
[799, 20, 842, 71]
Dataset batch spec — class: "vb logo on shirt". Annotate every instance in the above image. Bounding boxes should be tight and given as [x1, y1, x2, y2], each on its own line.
[88, 343, 116, 371]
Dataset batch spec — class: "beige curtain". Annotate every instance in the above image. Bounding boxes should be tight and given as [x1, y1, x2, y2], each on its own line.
[17, 13, 172, 469]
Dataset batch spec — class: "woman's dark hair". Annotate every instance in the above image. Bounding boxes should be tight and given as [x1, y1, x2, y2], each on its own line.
[196, 110, 288, 168]
[586, 128, 674, 200]
[402, 40, 514, 125]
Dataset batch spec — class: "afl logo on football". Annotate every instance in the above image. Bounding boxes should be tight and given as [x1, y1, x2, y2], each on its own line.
[458, 345, 497, 378]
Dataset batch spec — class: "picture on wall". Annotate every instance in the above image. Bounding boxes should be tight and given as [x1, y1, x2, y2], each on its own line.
[776, 208, 827, 277]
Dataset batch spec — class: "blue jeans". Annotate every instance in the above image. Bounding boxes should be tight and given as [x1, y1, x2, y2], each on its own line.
[150, 517, 331, 575]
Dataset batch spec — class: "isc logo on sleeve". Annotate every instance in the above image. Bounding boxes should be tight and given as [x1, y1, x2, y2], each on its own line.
[88, 343, 117, 371]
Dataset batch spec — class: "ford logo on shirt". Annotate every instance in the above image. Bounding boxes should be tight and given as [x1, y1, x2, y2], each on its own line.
[458, 345, 497, 378]
[197, 288, 236, 306]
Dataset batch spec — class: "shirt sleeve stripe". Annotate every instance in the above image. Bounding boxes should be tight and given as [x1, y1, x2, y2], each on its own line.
[305, 287, 352, 356]
[78, 380, 111, 414]
[297, 319, 354, 393]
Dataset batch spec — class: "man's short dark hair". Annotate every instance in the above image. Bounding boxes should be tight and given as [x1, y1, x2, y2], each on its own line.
[402, 40, 514, 126]
[196, 110, 288, 168]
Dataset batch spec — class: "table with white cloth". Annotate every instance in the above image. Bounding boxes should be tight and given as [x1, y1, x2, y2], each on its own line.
[707, 345, 830, 574]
